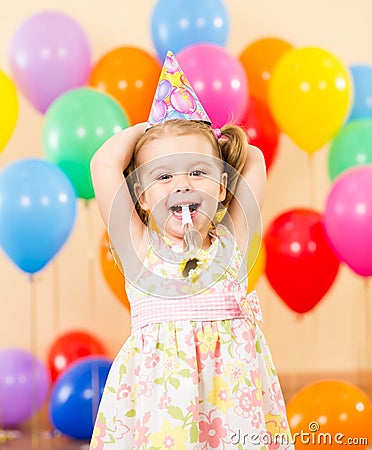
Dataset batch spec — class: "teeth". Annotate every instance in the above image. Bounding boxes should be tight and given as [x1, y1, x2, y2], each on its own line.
[171, 203, 198, 212]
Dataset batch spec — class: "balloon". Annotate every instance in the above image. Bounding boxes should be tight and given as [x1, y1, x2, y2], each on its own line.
[328, 119, 372, 181]
[0, 70, 18, 153]
[287, 380, 372, 449]
[264, 209, 340, 314]
[324, 165, 372, 277]
[43, 88, 129, 200]
[9, 11, 91, 114]
[151, 0, 229, 61]
[348, 65, 372, 121]
[239, 97, 279, 172]
[177, 44, 249, 128]
[247, 232, 266, 291]
[239, 37, 293, 105]
[48, 330, 107, 382]
[0, 158, 77, 274]
[269, 47, 352, 153]
[49, 356, 111, 440]
[89, 46, 161, 124]
[0, 349, 50, 427]
[99, 231, 130, 309]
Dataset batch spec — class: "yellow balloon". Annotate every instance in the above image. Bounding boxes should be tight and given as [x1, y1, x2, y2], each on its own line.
[0, 70, 18, 154]
[269, 47, 352, 154]
[247, 232, 266, 291]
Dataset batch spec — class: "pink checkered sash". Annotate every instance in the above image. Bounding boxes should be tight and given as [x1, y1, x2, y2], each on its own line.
[130, 289, 263, 331]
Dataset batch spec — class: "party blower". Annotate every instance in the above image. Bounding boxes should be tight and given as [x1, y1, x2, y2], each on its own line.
[181, 205, 202, 277]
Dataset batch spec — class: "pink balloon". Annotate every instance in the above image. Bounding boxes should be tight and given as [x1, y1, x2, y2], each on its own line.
[324, 165, 372, 277]
[177, 44, 249, 128]
[170, 87, 197, 113]
[9, 11, 91, 114]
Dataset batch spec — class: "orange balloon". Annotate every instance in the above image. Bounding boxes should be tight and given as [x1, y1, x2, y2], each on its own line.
[239, 37, 293, 104]
[89, 46, 161, 124]
[99, 230, 130, 310]
[287, 380, 372, 449]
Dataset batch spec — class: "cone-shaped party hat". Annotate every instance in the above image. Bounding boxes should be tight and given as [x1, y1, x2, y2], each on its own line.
[146, 51, 211, 128]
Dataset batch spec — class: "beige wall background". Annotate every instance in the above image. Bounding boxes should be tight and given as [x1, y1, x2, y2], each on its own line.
[0, 0, 371, 378]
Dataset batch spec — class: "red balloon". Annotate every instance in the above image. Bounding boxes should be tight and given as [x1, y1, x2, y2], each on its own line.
[47, 330, 107, 382]
[264, 209, 340, 314]
[239, 97, 279, 173]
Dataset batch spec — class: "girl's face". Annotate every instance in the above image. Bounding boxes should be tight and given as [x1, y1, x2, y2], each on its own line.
[135, 134, 227, 242]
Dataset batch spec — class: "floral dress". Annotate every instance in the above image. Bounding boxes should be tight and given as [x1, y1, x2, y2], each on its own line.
[90, 224, 293, 450]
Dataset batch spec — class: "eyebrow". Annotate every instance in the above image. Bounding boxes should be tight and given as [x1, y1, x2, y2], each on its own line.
[147, 166, 171, 176]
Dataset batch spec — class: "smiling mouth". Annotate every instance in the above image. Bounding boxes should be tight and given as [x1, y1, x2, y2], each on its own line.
[170, 203, 199, 219]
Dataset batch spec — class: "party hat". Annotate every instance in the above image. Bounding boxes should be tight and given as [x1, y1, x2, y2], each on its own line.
[146, 51, 211, 128]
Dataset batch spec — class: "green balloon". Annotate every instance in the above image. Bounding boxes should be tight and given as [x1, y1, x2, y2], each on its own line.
[328, 119, 372, 181]
[43, 87, 129, 200]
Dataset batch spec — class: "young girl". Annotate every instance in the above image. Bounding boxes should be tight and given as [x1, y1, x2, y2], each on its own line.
[89, 53, 293, 450]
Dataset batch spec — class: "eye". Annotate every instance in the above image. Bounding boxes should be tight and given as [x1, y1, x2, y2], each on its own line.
[156, 173, 173, 181]
[190, 169, 206, 177]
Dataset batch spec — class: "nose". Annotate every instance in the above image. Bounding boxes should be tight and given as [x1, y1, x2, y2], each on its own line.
[175, 173, 192, 193]
[176, 187, 191, 192]
[176, 186, 191, 193]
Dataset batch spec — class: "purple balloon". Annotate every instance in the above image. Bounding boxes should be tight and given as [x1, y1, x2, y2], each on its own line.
[149, 100, 167, 125]
[324, 165, 372, 277]
[0, 349, 50, 427]
[9, 11, 91, 114]
[155, 79, 172, 101]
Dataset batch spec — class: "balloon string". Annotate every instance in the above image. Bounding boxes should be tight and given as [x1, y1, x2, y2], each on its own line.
[310, 309, 319, 377]
[364, 276, 372, 397]
[353, 281, 364, 384]
[52, 260, 61, 334]
[84, 201, 97, 307]
[29, 275, 39, 448]
[307, 153, 315, 209]
[289, 313, 304, 399]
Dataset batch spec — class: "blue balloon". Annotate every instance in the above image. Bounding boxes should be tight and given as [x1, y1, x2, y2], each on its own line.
[49, 356, 112, 440]
[0, 158, 77, 273]
[151, 0, 230, 61]
[348, 65, 372, 122]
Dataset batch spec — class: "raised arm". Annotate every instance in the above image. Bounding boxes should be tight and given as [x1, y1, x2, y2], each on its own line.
[225, 143, 267, 258]
[238, 144, 266, 211]
[90, 123, 147, 274]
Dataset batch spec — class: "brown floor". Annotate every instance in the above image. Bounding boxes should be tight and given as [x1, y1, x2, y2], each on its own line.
[0, 433, 89, 449]
[1, 371, 371, 449]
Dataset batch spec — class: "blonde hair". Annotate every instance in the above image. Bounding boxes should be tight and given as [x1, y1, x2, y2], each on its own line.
[124, 119, 248, 225]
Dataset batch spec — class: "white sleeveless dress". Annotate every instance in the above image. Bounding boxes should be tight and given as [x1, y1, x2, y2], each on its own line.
[90, 224, 293, 450]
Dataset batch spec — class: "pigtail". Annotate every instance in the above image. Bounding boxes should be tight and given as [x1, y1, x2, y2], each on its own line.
[123, 159, 149, 226]
[219, 125, 249, 209]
